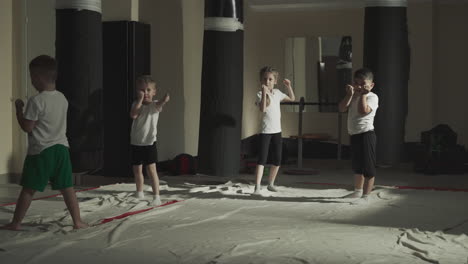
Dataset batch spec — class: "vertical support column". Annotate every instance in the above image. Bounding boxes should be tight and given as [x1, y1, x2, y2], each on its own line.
[198, 0, 244, 177]
[364, 0, 410, 166]
[297, 97, 305, 168]
[55, 0, 103, 172]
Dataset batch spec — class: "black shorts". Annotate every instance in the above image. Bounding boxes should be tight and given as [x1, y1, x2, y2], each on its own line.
[350, 130, 376, 178]
[257, 133, 282, 166]
[131, 142, 158, 166]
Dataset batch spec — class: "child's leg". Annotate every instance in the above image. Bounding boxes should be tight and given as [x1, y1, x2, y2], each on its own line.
[146, 163, 160, 196]
[268, 166, 280, 185]
[362, 131, 377, 196]
[1, 187, 36, 230]
[363, 176, 375, 195]
[351, 177, 375, 205]
[354, 174, 365, 190]
[131, 144, 146, 198]
[255, 165, 265, 186]
[343, 133, 364, 198]
[254, 134, 271, 193]
[60, 187, 88, 229]
[146, 163, 162, 205]
[342, 174, 364, 198]
[267, 166, 280, 192]
[267, 133, 282, 191]
[133, 165, 144, 193]
[351, 132, 376, 203]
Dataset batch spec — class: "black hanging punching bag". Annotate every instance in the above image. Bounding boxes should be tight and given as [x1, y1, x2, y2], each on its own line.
[363, 0, 410, 166]
[56, 0, 103, 172]
[336, 36, 353, 112]
[198, 0, 244, 177]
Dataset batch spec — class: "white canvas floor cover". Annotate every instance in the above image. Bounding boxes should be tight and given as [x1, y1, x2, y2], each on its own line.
[1, 173, 468, 264]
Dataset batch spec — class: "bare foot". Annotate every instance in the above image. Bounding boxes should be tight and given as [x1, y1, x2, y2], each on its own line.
[0, 223, 21, 231]
[73, 221, 89, 230]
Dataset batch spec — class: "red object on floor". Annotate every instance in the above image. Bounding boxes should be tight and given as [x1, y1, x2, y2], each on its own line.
[394, 185, 468, 192]
[98, 200, 183, 225]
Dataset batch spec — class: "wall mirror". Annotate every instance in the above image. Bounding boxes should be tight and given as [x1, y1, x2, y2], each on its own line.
[283, 36, 352, 112]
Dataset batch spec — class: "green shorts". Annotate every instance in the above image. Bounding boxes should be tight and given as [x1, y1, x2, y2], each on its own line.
[21, 144, 73, 192]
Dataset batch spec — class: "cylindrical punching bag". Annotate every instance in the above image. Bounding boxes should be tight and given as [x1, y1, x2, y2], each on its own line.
[363, 0, 410, 166]
[198, 0, 244, 177]
[55, 0, 103, 172]
[336, 36, 353, 112]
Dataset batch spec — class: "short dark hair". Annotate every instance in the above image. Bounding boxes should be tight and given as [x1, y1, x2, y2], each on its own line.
[259, 66, 279, 81]
[29, 55, 57, 82]
[354, 68, 374, 81]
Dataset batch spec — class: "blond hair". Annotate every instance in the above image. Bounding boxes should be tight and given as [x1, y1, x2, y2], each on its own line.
[136, 75, 156, 90]
[259, 66, 279, 82]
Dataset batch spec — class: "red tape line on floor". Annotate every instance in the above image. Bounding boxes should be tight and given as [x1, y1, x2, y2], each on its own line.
[0, 186, 101, 207]
[394, 186, 468, 192]
[298, 182, 468, 192]
[98, 200, 183, 225]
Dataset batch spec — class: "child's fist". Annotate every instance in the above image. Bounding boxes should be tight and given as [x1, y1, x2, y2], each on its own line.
[163, 93, 170, 103]
[15, 99, 24, 109]
[360, 88, 370, 94]
[361, 85, 371, 94]
[137, 90, 144, 100]
[283, 79, 291, 87]
[345, 84, 354, 95]
[354, 85, 369, 95]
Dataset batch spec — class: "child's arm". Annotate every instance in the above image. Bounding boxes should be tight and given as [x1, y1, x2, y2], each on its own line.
[259, 85, 268, 112]
[338, 84, 354, 112]
[357, 87, 372, 115]
[130, 90, 144, 119]
[281, 79, 295, 102]
[155, 93, 170, 112]
[15, 99, 36, 133]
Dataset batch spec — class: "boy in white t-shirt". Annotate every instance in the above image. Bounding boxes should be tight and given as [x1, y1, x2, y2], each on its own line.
[2, 55, 87, 230]
[338, 68, 379, 203]
[130, 75, 169, 206]
[253, 66, 295, 195]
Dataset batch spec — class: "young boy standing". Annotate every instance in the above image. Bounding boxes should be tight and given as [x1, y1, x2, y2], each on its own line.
[339, 68, 379, 203]
[2, 55, 87, 230]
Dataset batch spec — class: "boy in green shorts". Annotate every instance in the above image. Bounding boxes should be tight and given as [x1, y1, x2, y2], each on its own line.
[2, 55, 87, 230]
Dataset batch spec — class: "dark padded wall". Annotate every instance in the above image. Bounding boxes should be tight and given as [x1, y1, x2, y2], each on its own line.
[56, 9, 103, 172]
[102, 21, 150, 177]
[363, 6, 410, 166]
[198, 0, 244, 177]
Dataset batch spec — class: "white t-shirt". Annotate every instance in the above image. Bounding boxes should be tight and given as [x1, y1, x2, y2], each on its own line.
[23, 90, 69, 155]
[256, 89, 287, 134]
[347, 92, 379, 135]
[130, 101, 161, 146]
